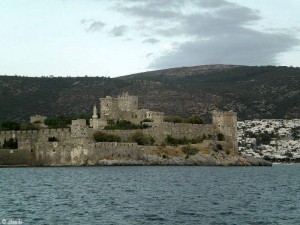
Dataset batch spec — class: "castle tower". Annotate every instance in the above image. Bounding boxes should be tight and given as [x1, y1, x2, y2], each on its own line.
[117, 92, 138, 111]
[100, 96, 114, 119]
[212, 111, 238, 150]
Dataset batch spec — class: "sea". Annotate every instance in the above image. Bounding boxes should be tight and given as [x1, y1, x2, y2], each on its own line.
[0, 165, 299, 225]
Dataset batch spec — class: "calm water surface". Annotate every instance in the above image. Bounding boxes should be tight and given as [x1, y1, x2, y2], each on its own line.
[0, 165, 299, 225]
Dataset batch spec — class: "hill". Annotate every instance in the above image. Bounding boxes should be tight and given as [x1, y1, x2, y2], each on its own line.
[0, 65, 299, 124]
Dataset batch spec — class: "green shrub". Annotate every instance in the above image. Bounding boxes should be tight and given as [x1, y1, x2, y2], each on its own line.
[285, 152, 293, 158]
[216, 144, 223, 151]
[48, 136, 59, 142]
[105, 120, 150, 130]
[131, 131, 154, 145]
[182, 144, 199, 156]
[2, 138, 18, 149]
[217, 133, 225, 141]
[162, 154, 168, 159]
[190, 136, 203, 144]
[165, 135, 188, 146]
[1, 120, 20, 131]
[164, 116, 183, 123]
[21, 122, 40, 130]
[164, 115, 204, 124]
[142, 119, 153, 123]
[184, 115, 203, 124]
[165, 135, 202, 146]
[45, 115, 72, 128]
[94, 131, 121, 142]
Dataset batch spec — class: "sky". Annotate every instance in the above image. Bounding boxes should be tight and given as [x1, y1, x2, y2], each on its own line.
[0, 0, 300, 77]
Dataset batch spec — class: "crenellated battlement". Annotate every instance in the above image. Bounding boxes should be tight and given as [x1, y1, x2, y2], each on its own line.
[96, 142, 137, 147]
[0, 128, 72, 146]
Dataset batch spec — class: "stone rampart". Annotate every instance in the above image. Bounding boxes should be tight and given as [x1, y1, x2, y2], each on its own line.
[0, 149, 33, 166]
[103, 122, 215, 144]
[0, 128, 71, 147]
[32, 141, 142, 166]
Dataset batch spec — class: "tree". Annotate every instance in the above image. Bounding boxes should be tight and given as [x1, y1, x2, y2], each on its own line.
[164, 116, 183, 123]
[94, 131, 121, 142]
[105, 120, 150, 130]
[1, 120, 20, 131]
[184, 115, 203, 124]
[131, 131, 154, 145]
[44, 115, 72, 128]
[182, 144, 199, 156]
[2, 138, 18, 149]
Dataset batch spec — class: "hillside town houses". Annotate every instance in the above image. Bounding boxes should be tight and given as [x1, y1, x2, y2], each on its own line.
[238, 119, 300, 160]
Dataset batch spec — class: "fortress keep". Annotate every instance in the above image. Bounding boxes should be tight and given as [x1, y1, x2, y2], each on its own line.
[91, 92, 164, 129]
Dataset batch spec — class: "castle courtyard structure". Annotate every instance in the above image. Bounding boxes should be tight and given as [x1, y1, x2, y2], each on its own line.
[91, 92, 164, 129]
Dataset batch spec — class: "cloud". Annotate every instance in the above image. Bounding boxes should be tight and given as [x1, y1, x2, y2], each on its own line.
[146, 53, 154, 58]
[113, 0, 300, 69]
[110, 25, 128, 37]
[143, 38, 160, 44]
[151, 31, 299, 68]
[195, 0, 236, 8]
[82, 20, 106, 32]
[115, 0, 183, 19]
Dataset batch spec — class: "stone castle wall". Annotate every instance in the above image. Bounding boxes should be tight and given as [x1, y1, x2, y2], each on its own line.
[0, 111, 238, 166]
[0, 128, 71, 147]
[0, 148, 33, 166]
[0, 140, 148, 166]
[103, 122, 216, 145]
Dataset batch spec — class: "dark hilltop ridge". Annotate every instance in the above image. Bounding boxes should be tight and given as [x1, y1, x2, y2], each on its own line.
[0, 64, 300, 123]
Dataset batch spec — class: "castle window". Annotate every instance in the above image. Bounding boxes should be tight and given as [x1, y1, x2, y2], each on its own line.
[53, 149, 56, 152]
[135, 115, 137, 118]
[31, 149, 33, 152]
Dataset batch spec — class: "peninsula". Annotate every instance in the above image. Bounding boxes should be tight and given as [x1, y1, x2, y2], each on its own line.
[0, 93, 271, 166]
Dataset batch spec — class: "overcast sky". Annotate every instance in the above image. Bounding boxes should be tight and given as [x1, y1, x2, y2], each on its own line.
[0, 0, 300, 77]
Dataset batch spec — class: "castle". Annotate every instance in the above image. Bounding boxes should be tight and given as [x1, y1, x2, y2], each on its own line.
[91, 92, 164, 129]
[0, 93, 237, 166]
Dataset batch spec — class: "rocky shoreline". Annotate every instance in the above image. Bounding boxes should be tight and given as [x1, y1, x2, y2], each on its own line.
[93, 155, 272, 166]
[0, 144, 272, 167]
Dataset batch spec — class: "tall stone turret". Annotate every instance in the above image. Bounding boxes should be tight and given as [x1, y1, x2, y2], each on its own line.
[117, 92, 138, 111]
[92, 105, 98, 119]
[212, 111, 237, 150]
[91, 105, 99, 129]
[100, 96, 114, 119]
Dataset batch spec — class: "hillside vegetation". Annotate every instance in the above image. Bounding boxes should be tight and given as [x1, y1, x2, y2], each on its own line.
[0, 65, 299, 124]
